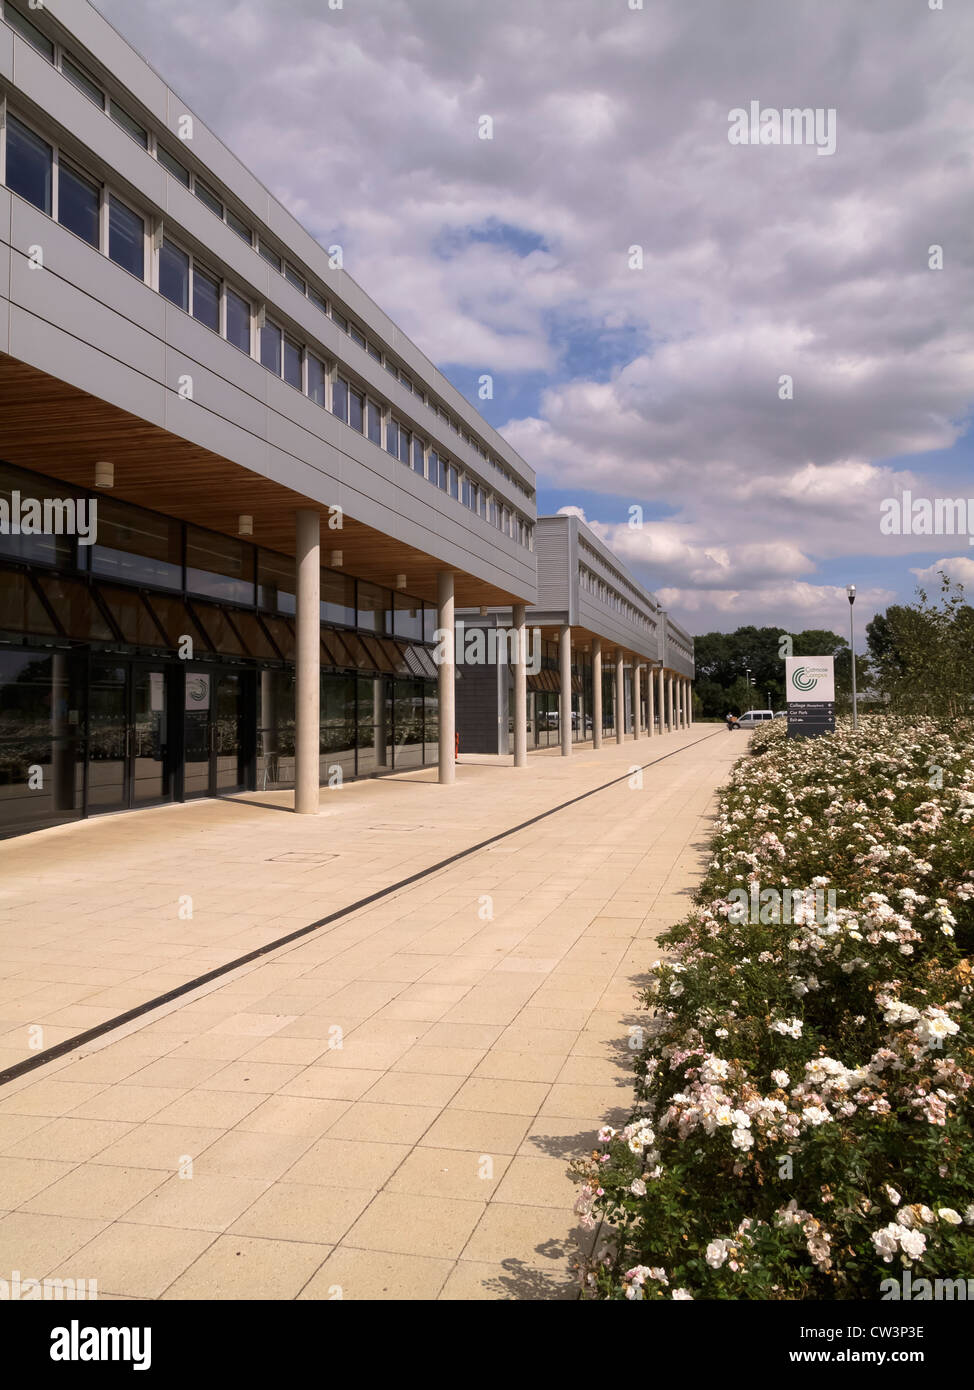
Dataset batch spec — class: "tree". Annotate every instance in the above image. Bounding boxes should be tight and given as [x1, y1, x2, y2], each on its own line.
[871, 575, 974, 718]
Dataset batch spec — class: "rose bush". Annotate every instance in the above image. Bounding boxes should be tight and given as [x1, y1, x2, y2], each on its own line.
[574, 715, 974, 1299]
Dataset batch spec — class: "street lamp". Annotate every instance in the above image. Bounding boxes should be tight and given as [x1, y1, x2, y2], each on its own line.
[847, 585, 858, 731]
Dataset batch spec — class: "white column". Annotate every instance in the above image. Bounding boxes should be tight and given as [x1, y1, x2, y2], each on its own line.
[688, 681, 693, 725]
[592, 638, 602, 750]
[615, 649, 625, 745]
[632, 662, 642, 739]
[513, 604, 527, 768]
[683, 680, 689, 728]
[559, 624, 572, 757]
[656, 664, 665, 734]
[647, 664, 655, 737]
[668, 674, 675, 732]
[437, 570, 455, 785]
[294, 508, 320, 815]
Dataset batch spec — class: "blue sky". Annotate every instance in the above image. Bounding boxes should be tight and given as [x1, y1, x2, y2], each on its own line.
[94, 0, 974, 641]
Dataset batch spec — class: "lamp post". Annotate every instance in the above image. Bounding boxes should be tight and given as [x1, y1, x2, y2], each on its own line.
[847, 584, 858, 731]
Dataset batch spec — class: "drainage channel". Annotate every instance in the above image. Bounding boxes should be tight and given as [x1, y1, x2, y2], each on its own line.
[0, 729, 724, 1088]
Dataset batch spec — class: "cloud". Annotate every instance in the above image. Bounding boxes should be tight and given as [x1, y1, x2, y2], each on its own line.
[91, 0, 974, 635]
[910, 556, 974, 590]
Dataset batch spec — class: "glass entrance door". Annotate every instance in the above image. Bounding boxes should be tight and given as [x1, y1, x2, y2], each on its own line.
[214, 671, 245, 792]
[183, 668, 248, 797]
[131, 666, 170, 805]
[87, 660, 172, 814]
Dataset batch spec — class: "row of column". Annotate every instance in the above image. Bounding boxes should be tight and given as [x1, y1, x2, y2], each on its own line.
[551, 633, 692, 760]
[293, 508, 692, 812]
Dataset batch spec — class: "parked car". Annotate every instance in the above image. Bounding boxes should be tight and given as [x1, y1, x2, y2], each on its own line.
[773, 710, 787, 719]
[737, 709, 775, 728]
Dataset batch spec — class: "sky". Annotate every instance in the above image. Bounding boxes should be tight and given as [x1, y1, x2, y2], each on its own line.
[92, 0, 974, 641]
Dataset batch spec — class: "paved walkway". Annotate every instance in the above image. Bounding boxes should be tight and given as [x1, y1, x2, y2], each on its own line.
[0, 726, 738, 1300]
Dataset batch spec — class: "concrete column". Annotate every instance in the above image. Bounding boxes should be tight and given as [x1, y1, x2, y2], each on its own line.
[668, 674, 675, 732]
[437, 571, 455, 785]
[647, 664, 655, 737]
[615, 649, 625, 745]
[513, 604, 527, 768]
[592, 638, 602, 750]
[656, 664, 665, 734]
[688, 682, 693, 725]
[294, 508, 320, 815]
[683, 680, 689, 728]
[559, 624, 572, 757]
[632, 662, 642, 739]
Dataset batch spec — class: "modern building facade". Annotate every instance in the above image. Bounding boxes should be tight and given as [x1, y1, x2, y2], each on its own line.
[0, 0, 539, 836]
[456, 513, 695, 757]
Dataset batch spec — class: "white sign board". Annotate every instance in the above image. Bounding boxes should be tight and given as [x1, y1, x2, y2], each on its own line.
[184, 673, 211, 712]
[785, 656, 835, 703]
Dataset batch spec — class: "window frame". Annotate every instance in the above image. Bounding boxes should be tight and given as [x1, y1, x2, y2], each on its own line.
[106, 189, 147, 283]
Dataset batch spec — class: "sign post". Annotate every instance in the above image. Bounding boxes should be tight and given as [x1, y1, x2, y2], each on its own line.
[785, 657, 835, 738]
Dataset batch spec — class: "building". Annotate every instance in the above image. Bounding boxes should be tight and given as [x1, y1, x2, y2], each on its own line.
[456, 513, 695, 757]
[0, 0, 539, 837]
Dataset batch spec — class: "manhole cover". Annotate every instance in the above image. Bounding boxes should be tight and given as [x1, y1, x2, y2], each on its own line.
[367, 824, 430, 832]
[267, 852, 338, 864]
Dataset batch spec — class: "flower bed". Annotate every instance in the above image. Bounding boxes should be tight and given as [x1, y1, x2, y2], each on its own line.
[575, 715, 974, 1299]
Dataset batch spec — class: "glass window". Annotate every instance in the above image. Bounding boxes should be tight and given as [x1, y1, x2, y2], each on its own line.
[349, 387, 364, 433]
[400, 374, 412, 393]
[448, 465, 459, 499]
[349, 325, 366, 348]
[194, 179, 223, 217]
[367, 401, 382, 446]
[309, 288, 327, 314]
[331, 309, 347, 331]
[384, 360, 398, 378]
[308, 355, 326, 407]
[226, 288, 251, 353]
[357, 581, 389, 635]
[284, 264, 305, 292]
[226, 208, 250, 243]
[321, 568, 355, 627]
[108, 196, 144, 279]
[110, 102, 148, 148]
[4, 116, 52, 214]
[423, 603, 438, 645]
[0, 463, 74, 567]
[260, 322, 283, 374]
[57, 163, 99, 247]
[192, 265, 220, 332]
[186, 526, 253, 603]
[398, 427, 411, 465]
[415, 441, 429, 479]
[157, 146, 190, 186]
[394, 593, 423, 643]
[89, 498, 182, 589]
[159, 239, 189, 310]
[283, 337, 302, 389]
[332, 376, 348, 423]
[5, 4, 54, 59]
[257, 550, 295, 614]
[62, 56, 103, 107]
[386, 419, 399, 459]
[259, 242, 281, 271]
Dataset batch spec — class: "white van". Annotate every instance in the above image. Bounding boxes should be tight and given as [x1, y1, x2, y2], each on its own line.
[737, 709, 774, 728]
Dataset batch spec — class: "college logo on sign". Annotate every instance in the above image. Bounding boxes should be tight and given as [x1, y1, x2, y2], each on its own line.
[784, 656, 835, 703]
[184, 674, 211, 711]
